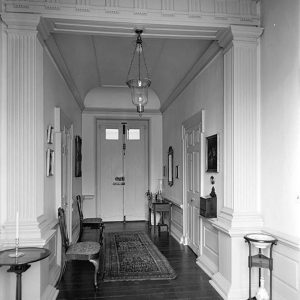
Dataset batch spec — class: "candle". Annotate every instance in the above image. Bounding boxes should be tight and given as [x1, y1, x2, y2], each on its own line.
[16, 211, 19, 240]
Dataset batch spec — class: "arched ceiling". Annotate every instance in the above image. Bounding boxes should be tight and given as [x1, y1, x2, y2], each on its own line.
[52, 32, 212, 109]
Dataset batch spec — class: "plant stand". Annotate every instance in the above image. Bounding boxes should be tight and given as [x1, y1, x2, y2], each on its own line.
[244, 233, 278, 300]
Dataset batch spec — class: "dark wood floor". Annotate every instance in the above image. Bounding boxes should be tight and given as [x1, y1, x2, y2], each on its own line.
[57, 222, 222, 300]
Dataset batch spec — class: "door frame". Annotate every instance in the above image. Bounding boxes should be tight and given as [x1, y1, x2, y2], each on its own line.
[182, 110, 205, 245]
[54, 107, 74, 269]
[96, 117, 149, 220]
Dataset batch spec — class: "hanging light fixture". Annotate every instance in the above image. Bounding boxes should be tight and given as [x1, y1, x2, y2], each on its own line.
[126, 29, 151, 115]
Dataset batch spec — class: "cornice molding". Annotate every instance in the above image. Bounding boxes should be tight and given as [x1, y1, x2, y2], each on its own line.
[161, 40, 222, 113]
[2, 0, 260, 27]
[1, 12, 41, 30]
[217, 24, 264, 50]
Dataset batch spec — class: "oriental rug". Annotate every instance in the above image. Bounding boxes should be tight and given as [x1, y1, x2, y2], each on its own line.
[104, 231, 176, 281]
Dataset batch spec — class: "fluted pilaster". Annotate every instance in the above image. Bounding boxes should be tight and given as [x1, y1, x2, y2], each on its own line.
[217, 25, 264, 230]
[210, 25, 264, 300]
[1, 13, 45, 244]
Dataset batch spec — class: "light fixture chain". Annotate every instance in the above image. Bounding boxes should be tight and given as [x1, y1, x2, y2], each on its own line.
[141, 49, 150, 79]
[126, 44, 137, 82]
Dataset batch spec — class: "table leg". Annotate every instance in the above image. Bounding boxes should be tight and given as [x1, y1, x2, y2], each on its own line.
[169, 206, 171, 235]
[154, 206, 156, 235]
[7, 264, 31, 300]
[148, 207, 151, 230]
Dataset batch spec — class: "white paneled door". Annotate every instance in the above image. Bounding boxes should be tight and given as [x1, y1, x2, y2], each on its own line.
[183, 111, 204, 255]
[97, 120, 148, 222]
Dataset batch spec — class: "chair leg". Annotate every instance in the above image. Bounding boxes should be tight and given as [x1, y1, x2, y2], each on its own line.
[89, 258, 99, 288]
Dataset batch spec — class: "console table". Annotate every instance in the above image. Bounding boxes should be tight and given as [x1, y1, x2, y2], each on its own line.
[148, 199, 172, 235]
[0, 247, 51, 300]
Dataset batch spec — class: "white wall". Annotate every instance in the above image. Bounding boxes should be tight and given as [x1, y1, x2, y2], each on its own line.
[43, 49, 82, 220]
[260, 2, 300, 299]
[261, 0, 300, 239]
[163, 51, 224, 208]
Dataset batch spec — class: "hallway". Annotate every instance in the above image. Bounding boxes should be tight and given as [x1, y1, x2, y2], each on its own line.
[57, 222, 222, 300]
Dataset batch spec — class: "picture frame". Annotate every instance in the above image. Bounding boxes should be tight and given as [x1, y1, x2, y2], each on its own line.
[168, 146, 174, 186]
[175, 165, 179, 179]
[47, 125, 54, 144]
[206, 134, 219, 173]
[46, 149, 54, 176]
[163, 165, 166, 177]
[75, 135, 82, 177]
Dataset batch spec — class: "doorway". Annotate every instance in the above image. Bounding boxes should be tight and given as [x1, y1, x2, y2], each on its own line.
[97, 119, 148, 222]
[182, 111, 205, 254]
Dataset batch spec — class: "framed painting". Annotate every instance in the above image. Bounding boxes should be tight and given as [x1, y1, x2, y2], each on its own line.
[206, 134, 219, 173]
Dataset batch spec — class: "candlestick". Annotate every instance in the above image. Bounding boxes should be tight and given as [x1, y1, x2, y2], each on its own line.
[9, 238, 24, 258]
[16, 211, 19, 240]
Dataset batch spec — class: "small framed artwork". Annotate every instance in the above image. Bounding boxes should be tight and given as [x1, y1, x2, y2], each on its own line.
[175, 165, 180, 179]
[163, 165, 166, 177]
[47, 125, 54, 144]
[46, 149, 54, 176]
[75, 135, 82, 177]
[206, 134, 219, 173]
[168, 146, 174, 186]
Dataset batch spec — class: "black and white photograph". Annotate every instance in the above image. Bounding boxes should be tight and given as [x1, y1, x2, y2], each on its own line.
[0, 1, 298, 300]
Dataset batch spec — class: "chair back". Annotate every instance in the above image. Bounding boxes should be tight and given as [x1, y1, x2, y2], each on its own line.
[75, 195, 84, 238]
[76, 195, 84, 222]
[58, 207, 70, 251]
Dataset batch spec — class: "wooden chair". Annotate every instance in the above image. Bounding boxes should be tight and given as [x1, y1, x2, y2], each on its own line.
[58, 207, 101, 288]
[76, 195, 104, 244]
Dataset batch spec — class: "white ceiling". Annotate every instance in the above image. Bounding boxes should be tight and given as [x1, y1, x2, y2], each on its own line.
[52, 32, 212, 108]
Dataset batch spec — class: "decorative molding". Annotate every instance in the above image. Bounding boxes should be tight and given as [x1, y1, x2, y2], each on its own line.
[105, 0, 119, 14]
[83, 107, 162, 115]
[134, 0, 148, 15]
[263, 227, 300, 250]
[263, 229, 300, 300]
[3, 1, 261, 27]
[161, 42, 221, 113]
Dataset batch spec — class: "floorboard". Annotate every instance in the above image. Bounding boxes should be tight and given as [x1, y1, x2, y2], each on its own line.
[57, 221, 222, 300]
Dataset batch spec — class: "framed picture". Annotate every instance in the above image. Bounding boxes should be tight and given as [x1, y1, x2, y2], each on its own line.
[175, 165, 179, 179]
[46, 149, 54, 176]
[163, 165, 166, 177]
[75, 135, 82, 177]
[168, 146, 173, 186]
[47, 125, 54, 144]
[206, 134, 219, 172]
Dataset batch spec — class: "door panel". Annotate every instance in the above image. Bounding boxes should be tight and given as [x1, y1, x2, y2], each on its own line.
[98, 120, 148, 222]
[185, 123, 202, 255]
[124, 123, 147, 221]
[99, 123, 124, 221]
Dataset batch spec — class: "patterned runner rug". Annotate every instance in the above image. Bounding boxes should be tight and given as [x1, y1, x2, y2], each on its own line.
[104, 231, 176, 281]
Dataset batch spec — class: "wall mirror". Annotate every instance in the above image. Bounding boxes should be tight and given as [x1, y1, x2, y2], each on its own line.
[168, 146, 174, 186]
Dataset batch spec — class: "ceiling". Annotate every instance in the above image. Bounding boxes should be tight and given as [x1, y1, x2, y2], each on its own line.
[52, 32, 212, 109]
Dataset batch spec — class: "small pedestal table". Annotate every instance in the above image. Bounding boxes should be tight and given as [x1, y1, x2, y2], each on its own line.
[0, 247, 51, 300]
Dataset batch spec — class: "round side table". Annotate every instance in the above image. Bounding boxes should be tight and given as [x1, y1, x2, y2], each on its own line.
[244, 233, 277, 300]
[0, 247, 51, 300]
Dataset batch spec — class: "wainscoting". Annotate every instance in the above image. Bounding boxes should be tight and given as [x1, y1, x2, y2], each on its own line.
[263, 229, 300, 300]
[197, 218, 219, 277]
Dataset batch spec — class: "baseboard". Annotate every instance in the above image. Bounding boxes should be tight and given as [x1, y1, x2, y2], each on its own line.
[196, 255, 217, 277]
[41, 285, 59, 300]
